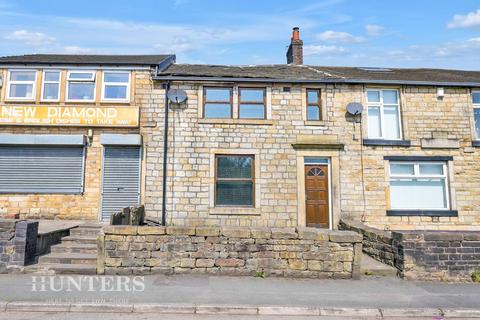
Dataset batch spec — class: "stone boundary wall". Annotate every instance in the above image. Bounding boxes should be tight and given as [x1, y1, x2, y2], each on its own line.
[0, 219, 38, 273]
[339, 220, 395, 267]
[98, 226, 363, 279]
[340, 220, 480, 281]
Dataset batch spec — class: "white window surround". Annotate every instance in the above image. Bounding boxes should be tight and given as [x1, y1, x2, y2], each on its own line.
[365, 88, 402, 140]
[41, 70, 61, 102]
[388, 161, 450, 210]
[66, 70, 96, 102]
[472, 90, 480, 140]
[6, 69, 37, 101]
[101, 71, 131, 102]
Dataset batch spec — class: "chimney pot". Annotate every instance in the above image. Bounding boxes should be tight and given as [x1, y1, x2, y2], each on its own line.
[286, 27, 303, 65]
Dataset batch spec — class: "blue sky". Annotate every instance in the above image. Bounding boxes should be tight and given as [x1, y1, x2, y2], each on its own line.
[0, 0, 479, 69]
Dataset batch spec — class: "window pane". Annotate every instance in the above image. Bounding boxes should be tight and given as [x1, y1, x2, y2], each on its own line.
[68, 83, 95, 100]
[43, 83, 59, 100]
[44, 71, 60, 82]
[383, 90, 398, 104]
[10, 71, 35, 81]
[307, 106, 320, 120]
[240, 89, 263, 102]
[205, 88, 230, 101]
[105, 72, 129, 83]
[304, 157, 328, 164]
[217, 156, 252, 179]
[475, 108, 480, 139]
[307, 90, 318, 104]
[9, 84, 33, 98]
[367, 107, 382, 137]
[239, 104, 264, 119]
[472, 92, 480, 104]
[390, 178, 447, 209]
[419, 164, 444, 175]
[383, 105, 400, 139]
[367, 91, 380, 102]
[69, 72, 94, 80]
[216, 181, 253, 206]
[204, 103, 231, 118]
[390, 163, 414, 175]
[104, 85, 127, 99]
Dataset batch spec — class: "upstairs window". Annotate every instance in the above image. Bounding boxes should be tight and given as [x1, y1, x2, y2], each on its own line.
[67, 71, 96, 101]
[215, 155, 254, 207]
[7, 70, 36, 100]
[473, 91, 480, 139]
[389, 162, 449, 210]
[238, 88, 265, 119]
[306, 89, 321, 121]
[203, 87, 232, 118]
[366, 89, 401, 140]
[41, 71, 61, 101]
[102, 72, 130, 101]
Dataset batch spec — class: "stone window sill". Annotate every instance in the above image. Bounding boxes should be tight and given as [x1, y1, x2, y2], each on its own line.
[198, 118, 273, 125]
[209, 207, 261, 215]
[303, 120, 328, 126]
[386, 210, 458, 217]
[363, 139, 411, 147]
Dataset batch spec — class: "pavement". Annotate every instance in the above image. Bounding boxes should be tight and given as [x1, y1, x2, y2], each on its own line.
[0, 274, 479, 318]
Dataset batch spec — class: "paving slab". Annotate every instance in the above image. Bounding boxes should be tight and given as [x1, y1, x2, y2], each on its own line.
[6, 301, 70, 312]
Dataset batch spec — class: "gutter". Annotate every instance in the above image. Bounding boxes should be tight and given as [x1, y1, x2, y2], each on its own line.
[152, 75, 480, 87]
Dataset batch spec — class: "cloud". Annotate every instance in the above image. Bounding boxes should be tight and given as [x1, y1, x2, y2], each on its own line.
[63, 46, 96, 54]
[316, 30, 365, 43]
[304, 44, 346, 55]
[365, 24, 385, 36]
[5, 29, 56, 46]
[447, 9, 480, 29]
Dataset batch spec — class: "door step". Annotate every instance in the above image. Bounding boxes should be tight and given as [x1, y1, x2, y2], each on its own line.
[360, 253, 398, 278]
[38, 253, 97, 265]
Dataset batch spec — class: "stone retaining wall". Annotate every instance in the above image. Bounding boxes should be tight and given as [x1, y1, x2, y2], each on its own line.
[0, 219, 38, 273]
[99, 226, 362, 279]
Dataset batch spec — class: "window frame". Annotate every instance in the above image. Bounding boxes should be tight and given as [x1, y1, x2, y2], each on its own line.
[238, 87, 266, 119]
[40, 70, 61, 102]
[6, 69, 37, 101]
[203, 87, 233, 119]
[472, 90, 480, 140]
[366, 88, 403, 140]
[388, 161, 450, 210]
[101, 71, 131, 102]
[214, 154, 255, 207]
[66, 70, 96, 102]
[306, 88, 322, 121]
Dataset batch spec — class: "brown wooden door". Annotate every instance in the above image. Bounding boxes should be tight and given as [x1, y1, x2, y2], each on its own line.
[305, 165, 329, 228]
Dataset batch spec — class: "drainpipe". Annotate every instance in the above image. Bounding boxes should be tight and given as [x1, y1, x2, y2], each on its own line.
[161, 81, 171, 226]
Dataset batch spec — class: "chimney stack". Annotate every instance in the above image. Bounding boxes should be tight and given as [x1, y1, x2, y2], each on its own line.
[286, 27, 303, 65]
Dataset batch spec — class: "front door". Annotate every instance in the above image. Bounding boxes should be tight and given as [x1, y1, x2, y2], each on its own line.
[305, 164, 329, 228]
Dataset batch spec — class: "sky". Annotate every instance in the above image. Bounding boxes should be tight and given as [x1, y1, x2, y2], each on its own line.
[0, 0, 479, 69]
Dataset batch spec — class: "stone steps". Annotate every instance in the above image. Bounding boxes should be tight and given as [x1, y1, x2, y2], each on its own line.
[39, 253, 97, 265]
[50, 243, 98, 254]
[69, 228, 103, 237]
[360, 253, 398, 278]
[34, 263, 97, 275]
[60, 235, 98, 245]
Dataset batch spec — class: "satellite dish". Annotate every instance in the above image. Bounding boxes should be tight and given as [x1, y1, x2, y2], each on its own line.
[346, 102, 363, 115]
[167, 89, 187, 104]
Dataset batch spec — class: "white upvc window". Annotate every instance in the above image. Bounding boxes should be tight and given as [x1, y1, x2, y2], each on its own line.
[66, 71, 96, 102]
[102, 71, 130, 102]
[366, 89, 402, 140]
[41, 70, 61, 101]
[389, 162, 449, 210]
[7, 70, 37, 100]
[472, 91, 480, 139]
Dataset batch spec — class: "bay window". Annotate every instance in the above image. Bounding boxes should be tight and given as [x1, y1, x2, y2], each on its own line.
[366, 89, 402, 140]
[7, 70, 36, 100]
[389, 162, 449, 210]
[67, 71, 96, 101]
[215, 155, 254, 206]
[102, 71, 130, 101]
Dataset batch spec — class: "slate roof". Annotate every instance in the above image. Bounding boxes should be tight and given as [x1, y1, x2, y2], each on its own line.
[158, 64, 480, 86]
[0, 54, 175, 67]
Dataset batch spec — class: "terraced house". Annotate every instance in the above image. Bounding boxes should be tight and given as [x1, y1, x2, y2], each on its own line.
[1, 28, 480, 232]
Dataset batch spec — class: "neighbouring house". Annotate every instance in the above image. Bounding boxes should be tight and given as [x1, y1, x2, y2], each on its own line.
[0, 54, 175, 220]
[1, 28, 480, 232]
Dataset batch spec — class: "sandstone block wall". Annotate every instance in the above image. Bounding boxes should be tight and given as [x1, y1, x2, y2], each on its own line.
[0, 219, 38, 273]
[99, 226, 362, 279]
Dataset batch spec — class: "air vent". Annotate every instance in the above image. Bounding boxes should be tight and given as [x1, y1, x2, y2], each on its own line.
[358, 67, 393, 73]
